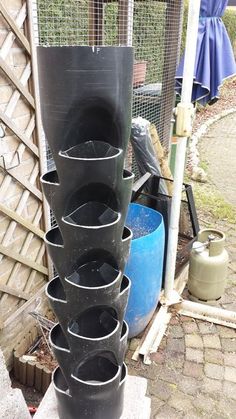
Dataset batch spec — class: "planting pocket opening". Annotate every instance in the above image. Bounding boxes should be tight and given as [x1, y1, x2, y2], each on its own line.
[73, 353, 119, 384]
[69, 306, 118, 339]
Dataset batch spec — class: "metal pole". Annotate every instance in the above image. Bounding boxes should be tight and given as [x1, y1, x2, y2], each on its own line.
[164, 0, 201, 300]
[127, 0, 134, 47]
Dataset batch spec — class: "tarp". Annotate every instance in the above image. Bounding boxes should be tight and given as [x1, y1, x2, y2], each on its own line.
[176, 0, 236, 105]
[131, 117, 168, 195]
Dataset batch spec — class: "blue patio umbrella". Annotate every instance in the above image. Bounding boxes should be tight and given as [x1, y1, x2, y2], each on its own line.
[176, 0, 236, 105]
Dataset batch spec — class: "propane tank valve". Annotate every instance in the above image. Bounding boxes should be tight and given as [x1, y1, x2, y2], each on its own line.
[208, 234, 216, 242]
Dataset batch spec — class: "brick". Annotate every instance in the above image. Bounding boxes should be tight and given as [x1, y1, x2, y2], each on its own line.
[227, 285, 236, 294]
[204, 363, 224, 380]
[224, 366, 236, 383]
[203, 335, 221, 349]
[157, 366, 181, 385]
[168, 325, 184, 338]
[223, 381, 236, 400]
[204, 349, 224, 365]
[212, 415, 229, 419]
[224, 352, 236, 367]
[168, 391, 193, 412]
[221, 338, 236, 352]
[154, 405, 183, 419]
[186, 348, 203, 364]
[148, 380, 173, 401]
[182, 322, 199, 334]
[178, 376, 202, 396]
[165, 352, 184, 369]
[220, 292, 234, 305]
[150, 351, 165, 365]
[179, 315, 192, 323]
[135, 363, 161, 381]
[217, 326, 236, 339]
[166, 338, 185, 354]
[192, 394, 216, 413]
[184, 409, 204, 419]
[185, 334, 203, 349]
[198, 322, 217, 335]
[158, 337, 167, 351]
[183, 361, 203, 379]
[169, 316, 179, 325]
[201, 377, 222, 395]
[229, 261, 236, 274]
[151, 397, 165, 415]
[217, 398, 236, 418]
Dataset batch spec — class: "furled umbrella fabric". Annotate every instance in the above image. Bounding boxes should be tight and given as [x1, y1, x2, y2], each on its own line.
[176, 0, 236, 105]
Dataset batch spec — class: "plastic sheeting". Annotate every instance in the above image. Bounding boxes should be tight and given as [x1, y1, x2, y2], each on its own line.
[130, 117, 168, 195]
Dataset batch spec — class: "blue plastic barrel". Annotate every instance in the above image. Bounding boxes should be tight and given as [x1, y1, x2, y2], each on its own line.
[124, 203, 165, 338]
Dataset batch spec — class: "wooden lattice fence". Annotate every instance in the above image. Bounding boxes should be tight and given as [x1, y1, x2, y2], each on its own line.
[0, 0, 49, 365]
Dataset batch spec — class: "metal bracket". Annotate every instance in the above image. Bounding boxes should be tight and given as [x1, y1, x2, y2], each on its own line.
[160, 289, 183, 307]
[0, 150, 20, 170]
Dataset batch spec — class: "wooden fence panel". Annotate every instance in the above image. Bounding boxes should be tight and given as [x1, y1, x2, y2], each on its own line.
[0, 0, 49, 363]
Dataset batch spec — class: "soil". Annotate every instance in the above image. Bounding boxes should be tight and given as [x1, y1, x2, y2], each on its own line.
[28, 334, 58, 372]
[11, 333, 57, 412]
[193, 76, 236, 131]
[11, 374, 43, 409]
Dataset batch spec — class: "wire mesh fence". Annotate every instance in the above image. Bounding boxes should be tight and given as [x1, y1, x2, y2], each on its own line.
[32, 0, 184, 220]
[34, 0, 183, 148]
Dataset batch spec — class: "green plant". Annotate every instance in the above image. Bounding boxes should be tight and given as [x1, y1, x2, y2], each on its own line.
[37, 2, 236, 87]
[181, 4, 236, 57]
[223, 9, 236, 55]
[37, 0, 89, 46]
[199, 159, 208, 172]
[193, 182, 236, 224]
[104, 2, 166, 82]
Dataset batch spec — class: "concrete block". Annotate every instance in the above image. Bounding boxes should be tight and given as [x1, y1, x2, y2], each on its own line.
[0, 350, 11, 397]
[0, 349, 30, 419]
[35, 375, 151, 419]
[0, 389, 31, 419]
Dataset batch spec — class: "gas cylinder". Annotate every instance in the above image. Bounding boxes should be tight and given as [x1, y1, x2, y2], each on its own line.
[188, 229, 229, 303]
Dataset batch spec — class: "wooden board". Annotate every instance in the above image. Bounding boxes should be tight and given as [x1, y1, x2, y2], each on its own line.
[0, 0, 49, 356]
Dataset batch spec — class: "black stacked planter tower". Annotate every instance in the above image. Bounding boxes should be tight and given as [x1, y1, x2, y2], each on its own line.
[37, 46, 134, 418]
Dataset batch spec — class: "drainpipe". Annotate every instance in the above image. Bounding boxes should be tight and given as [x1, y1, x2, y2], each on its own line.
[164, 0, 201, 301]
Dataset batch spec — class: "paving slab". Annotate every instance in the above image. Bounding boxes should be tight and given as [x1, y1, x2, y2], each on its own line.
[0, 349, 30, 419]
[127, 111, 236, 418]
[28, 112, 236, 418]
[35, 376, 151, 419]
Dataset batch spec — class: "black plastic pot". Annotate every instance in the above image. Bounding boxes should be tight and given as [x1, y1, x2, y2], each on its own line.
[37, 46, 133, 419]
